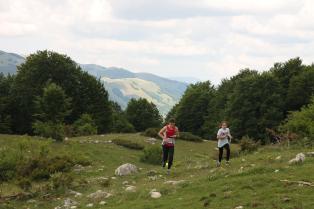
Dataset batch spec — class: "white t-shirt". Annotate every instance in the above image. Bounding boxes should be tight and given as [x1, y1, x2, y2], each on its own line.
[217, 128, 230, 148]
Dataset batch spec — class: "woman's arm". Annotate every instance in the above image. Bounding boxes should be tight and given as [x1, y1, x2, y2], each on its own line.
[158, 126, 167, 139]
[175, 127, 179, 138]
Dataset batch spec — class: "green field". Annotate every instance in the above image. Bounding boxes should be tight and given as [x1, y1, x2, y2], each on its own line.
[0, 134, 313, 209]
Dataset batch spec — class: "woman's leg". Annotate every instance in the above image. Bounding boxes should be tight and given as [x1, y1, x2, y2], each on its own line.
[225, 144, 230, 161]
[167, 146, 174, 169]
[218, 147, 223, 162]
[162, 145, 169, 167]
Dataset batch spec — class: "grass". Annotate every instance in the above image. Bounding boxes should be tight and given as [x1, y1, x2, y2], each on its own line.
[0, 133, 313, 209]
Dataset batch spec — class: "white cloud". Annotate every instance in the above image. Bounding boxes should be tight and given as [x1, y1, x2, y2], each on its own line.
[1, 0, 314, 84]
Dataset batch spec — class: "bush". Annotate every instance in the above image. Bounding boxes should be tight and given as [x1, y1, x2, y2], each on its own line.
[178, 132, 203, 142]
[280, 98, 314, 140]
[17, 178, 32, 191]
[111, 113, 136, 133]
[239, 136, 259, 153]
[142, 127, 160, 138]
[17, 155, 75, 181]
[73, 114, 97, 136]
[51, 172, 74, 189]
[33, 121, 65, 141]
[140, 145, 162, 165]
[113, 138, 144, 150]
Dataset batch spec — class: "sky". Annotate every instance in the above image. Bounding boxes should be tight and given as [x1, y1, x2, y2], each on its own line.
[1, 0, 314, 84]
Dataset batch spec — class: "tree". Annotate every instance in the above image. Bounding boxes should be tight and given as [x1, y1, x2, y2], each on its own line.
[270, 57, 305, 113]
[286, 65, 314, 111]
[225, 72, 284, 142]
[9, 50, 112, 134]
[175, 81, 216, 137]
[34, 83, 71, 123]
[33, 83, 71, 141]
[0, 73, 14, 133]
[110, 102, 135, 133]
[126, 98, 162, 131]
[281, 97, 314, 139]
[73, 114, 97, 136]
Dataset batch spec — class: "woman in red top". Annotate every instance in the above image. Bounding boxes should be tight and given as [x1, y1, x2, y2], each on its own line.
[158, 118, 179, 174]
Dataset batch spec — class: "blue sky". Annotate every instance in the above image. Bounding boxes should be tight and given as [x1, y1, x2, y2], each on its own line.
[1, 0, 314, 84]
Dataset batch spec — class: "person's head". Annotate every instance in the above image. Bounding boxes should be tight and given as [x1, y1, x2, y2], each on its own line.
[220, 121, 228, 129]
[168, 118, 176, 127]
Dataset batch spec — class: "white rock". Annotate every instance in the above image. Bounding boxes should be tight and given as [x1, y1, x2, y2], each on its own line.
[111, 176, 116, 180]
[289, 153, 305, 164]
[99, 201, 107, 205]
[275, 156, 282, 160]
[122, 181, 129, 185]
[306, 152, 314, 157]
[70, 206, 77, 209]
[274, 169, 280, 173]
[64, 198, 77, 207]
[115, 163, 138, 176]
[235, 206, 244, 209]
[86, 203, 94, 207]
[125, 186, 137, 192]
[69, 190, 82, 197]
[164, 180, 186, 185]
[87, 190, 112, 201]
[150, 191, 162, 199]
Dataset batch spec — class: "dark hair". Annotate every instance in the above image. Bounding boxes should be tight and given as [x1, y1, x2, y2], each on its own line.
[169, 118, 176, 123]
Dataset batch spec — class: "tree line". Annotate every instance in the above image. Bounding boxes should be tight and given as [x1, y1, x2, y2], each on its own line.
[0, 50, 162, 140]
[1, 51, 313, 143]
[167, 58, 314, 143]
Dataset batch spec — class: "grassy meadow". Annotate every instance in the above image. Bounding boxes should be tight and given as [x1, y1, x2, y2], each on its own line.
[0, 134, 313, 209]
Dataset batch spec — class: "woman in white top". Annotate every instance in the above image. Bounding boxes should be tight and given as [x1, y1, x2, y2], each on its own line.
[216, 121, 232, 167]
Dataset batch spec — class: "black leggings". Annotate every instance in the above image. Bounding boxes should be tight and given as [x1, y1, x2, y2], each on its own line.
[218, 143, 230, 162]
[162, 145, 174, 169]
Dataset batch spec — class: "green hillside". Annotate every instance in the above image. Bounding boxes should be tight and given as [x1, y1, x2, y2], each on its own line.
[1, 134, 313, 209]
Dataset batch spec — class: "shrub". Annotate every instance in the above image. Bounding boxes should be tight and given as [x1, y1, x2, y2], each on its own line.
[178, 132, 203, 142]
[17, 178, 32, 191]
[280, 97, 314, 140]
[142, 128, 160, 138]
[51, 172, 74, 189]
[17, 155, 75, 181]
[73, 114, 97, 136]
[111, 113, 136, 133]
[33, 121, 65, 141]
[140, 145, 162, 165]
[113, 138, 144, 150]
[239, 136, 259, 153]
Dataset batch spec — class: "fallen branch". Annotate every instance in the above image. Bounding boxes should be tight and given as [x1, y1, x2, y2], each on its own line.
[280, 179, 314, 187]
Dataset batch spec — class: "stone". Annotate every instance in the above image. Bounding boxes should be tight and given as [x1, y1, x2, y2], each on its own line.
[275, 156, 282, 160]
[64, 198, 77, 208]
[234, 206, 243, 209]
[86, 203, 94, 207]
[164, 180, 186, 185]
[306, 152, 314, 157]
[87, 190, 112, 202]
[289, 153, 305, 164]
[150, 190, 162, 199]
[99, 201, 107, 205]
[115, 163, 138, 176]
[125, 186, 137, 192]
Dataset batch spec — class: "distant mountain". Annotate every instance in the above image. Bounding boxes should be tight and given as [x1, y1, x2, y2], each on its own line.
[0, 50, 24, 74]
[0, 51, 187, 115]
[80, 64, 187, 115]
[169, 76, 201, 84]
